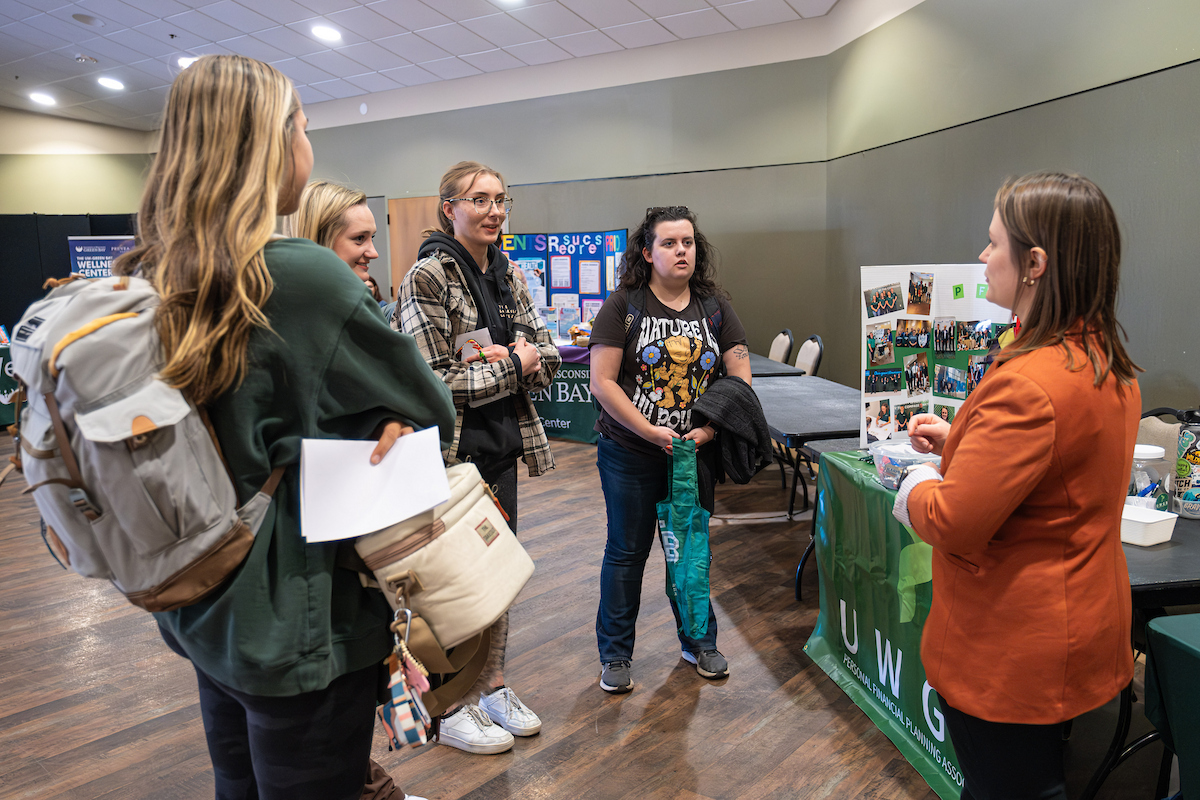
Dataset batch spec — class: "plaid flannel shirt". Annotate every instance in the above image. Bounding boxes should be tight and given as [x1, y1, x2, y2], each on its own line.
[396, 248, 559, 476]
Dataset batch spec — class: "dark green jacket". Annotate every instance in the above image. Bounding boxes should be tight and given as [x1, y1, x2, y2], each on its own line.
[155, 239, 455, 696]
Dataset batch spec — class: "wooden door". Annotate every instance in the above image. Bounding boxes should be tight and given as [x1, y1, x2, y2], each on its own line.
[387, 196, 441, 297]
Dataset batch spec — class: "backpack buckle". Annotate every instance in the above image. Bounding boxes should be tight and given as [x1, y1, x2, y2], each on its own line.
[68, 487, 101, 520]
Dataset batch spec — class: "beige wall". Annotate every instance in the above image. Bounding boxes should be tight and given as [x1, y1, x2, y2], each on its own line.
[0, 154, 153, 215]
[826, 0, 1200, 157]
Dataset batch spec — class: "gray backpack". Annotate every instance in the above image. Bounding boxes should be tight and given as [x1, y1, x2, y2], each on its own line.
[10, 275, 283, 612]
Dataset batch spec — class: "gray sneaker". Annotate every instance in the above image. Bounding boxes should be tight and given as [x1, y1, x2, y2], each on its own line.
[600, 660, 633, 693]
[682, 649, 729, 679]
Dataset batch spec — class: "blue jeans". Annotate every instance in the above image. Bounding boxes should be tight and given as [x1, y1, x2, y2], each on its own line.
[595, 435, 718, 663]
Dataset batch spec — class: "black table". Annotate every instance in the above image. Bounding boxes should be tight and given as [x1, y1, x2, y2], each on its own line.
[748, 352, 806, 377]
[1081, 517, 1200, 800]
[752, 376, 861, 519]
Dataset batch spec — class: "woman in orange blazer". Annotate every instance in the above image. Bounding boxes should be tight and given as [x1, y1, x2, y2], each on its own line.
[893, 172, 1141, 800]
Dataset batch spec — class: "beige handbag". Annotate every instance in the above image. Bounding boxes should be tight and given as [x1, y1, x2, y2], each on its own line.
[355, 462, 534, 649]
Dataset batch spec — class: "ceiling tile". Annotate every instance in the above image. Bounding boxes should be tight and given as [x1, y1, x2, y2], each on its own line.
[56, 66, 165, 96]
[1, 53, 77, 88]
[14, 82, 94, 106]
[0, 30, 46, 63]
[295, 83, 331, 102]
[124, 57, 179, 84]
[786, 0, 837, 17]
[0, 20, 76, 51]
[376, 31, 448, 63]
[294, 0, 359, 14]
[629, 0, 709, 14]
[115, 0, 191, 16]
[270, 56, 335, 85]
[508, 3, 591, 38]
[307, 77, 365, 97]
[414, 23, 493, 56]
[658, 8, 735, 38]
[197, 2, 277, 33]
[459, 47, 524, 72]
[341, 70, 401, 92]
[559, 0, 649, 28]
[132, 19, 210, 49]
[325, 6, 407, 39]
[503, 38, 570, 66]
[58, 101, 131, 124]
[238, 0, 318, 25]
[367, 0, 450, 31]
[24, 11, 108, 43]
[299, 47, 368, 76]
[163, 9, 241, 41]
[716, 0, 799, 28]
[0, 1, 44, 22]
[10, 0, 74, 11]
[550, 29, 623, 57]
[336, 40, 409, 70]
[75, 0, 157, 27]
[284, 18, 367, 47]
[459, 14, 540, 48]
[251, 24, 327, 55]
[217, 34, 292, 62]
[106, 26, 179, 57]
[415, 55, 479, 79]
[378, 62, 438, 86]
[75, 32, 148, 63]
[600, 18, 674, 48]
[430, 0, 497, 22]
[185, 40, 234, 55]
[104, 86, 170, 113]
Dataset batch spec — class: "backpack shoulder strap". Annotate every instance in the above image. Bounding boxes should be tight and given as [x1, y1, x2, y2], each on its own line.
[701, 294, 722, 340]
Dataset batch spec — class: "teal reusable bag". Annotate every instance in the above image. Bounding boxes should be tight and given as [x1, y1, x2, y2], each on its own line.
[656, 439, 711, 639]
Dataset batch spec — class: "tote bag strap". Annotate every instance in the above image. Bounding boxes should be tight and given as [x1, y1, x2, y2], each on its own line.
[669, 439, 699, 509]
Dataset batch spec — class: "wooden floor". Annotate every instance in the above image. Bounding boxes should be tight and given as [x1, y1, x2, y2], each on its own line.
[0, 436, 1172, 799]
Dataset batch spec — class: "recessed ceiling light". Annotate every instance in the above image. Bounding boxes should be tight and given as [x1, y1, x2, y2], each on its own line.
[178, 56, 199, 68]
[30, 92, 55, 106]
[72, 13, 105, 27]
[311, 25, 341, 42]
[98, 77, 124, 90]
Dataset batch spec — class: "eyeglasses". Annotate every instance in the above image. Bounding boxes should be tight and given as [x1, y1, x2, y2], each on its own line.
[449, 196, 513, 214]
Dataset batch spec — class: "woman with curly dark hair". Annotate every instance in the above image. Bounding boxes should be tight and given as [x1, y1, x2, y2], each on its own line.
[588, 206, 751, 694]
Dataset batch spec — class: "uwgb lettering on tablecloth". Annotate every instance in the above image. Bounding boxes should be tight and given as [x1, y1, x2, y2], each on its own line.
[836, 598, 963, 791]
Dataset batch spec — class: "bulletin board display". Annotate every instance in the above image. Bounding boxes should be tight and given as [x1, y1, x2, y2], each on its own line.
[502, 229, 626, 340]
[860, 264, 1011, 447]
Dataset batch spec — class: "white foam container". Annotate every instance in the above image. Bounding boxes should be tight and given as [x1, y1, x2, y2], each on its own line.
[1120, 505, 1178, 546]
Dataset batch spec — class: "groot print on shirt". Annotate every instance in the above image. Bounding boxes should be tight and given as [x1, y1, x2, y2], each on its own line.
[631, 313, 720, 433]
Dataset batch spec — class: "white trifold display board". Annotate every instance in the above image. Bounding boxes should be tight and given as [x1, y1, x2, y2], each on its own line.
[859, 264, 1010, 448]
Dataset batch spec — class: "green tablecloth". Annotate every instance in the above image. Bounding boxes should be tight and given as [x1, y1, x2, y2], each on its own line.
[1145, 613, 1200, 796]
[803, 451, 963, 799]
[1, 345, 18, 427]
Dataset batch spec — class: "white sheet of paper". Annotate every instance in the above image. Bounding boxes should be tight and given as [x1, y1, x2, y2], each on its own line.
[300, 427, 450, 542]
[550, 255, 572, 288]
[579, 260, 601, 294]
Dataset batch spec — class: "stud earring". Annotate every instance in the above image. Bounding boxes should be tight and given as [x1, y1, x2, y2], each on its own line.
[1022, 277, 1037, 286]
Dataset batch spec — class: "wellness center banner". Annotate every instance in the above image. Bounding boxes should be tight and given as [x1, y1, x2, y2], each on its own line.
[68, 236, 135, 279]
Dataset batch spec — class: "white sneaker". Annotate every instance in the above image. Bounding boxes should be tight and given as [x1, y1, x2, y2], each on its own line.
[436, 705, 514, 754]
[479, 686, 543, 736]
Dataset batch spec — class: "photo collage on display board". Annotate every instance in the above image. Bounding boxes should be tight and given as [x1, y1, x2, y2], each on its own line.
[859, 266, 1012, 446]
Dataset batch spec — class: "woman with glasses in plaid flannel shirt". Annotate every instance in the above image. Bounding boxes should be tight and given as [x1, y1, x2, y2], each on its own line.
[396, 160, 559, 756]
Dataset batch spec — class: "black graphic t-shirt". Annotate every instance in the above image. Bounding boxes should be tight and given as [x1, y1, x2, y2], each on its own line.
[589, 286, 747, 456]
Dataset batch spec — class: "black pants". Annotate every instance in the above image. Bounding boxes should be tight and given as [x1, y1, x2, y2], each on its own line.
[193, 662, 380, 800]
[479, 459, 518, 533]
[940, 694, 1069, 800]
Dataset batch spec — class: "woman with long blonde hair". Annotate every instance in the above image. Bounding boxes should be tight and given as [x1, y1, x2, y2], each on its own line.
[116, 55, 453, 800]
